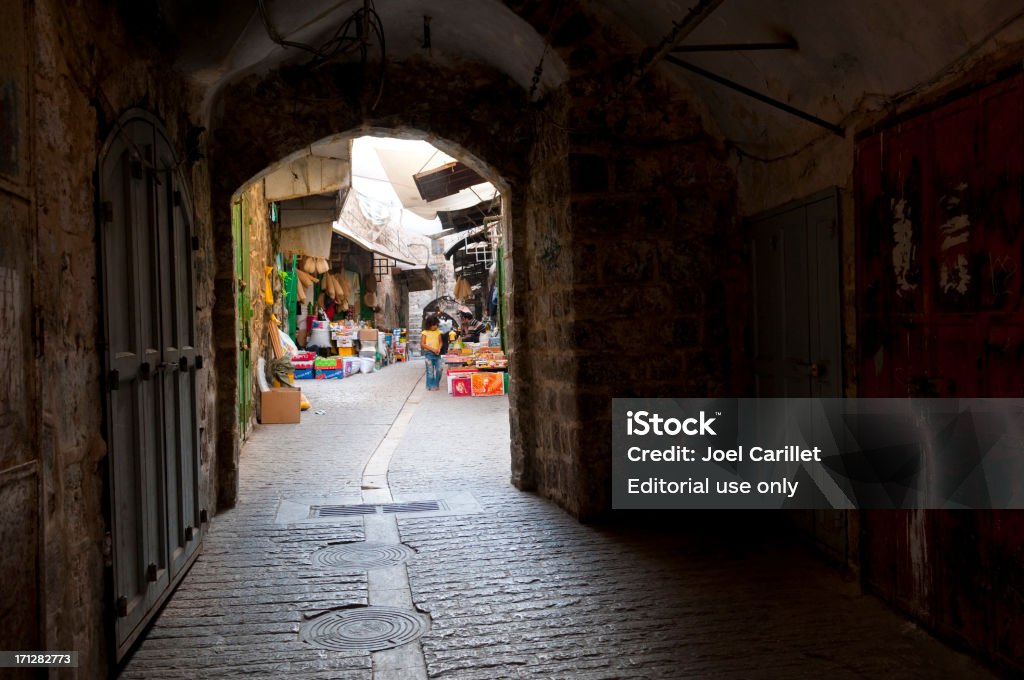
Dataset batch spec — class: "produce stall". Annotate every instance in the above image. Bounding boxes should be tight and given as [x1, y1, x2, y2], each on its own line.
[443, 346, 508, 397]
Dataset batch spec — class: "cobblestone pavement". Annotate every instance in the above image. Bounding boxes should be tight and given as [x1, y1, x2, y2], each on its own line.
[122, 361, 997, 679]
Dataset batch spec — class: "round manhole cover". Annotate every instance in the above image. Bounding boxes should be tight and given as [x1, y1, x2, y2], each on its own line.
[300, 606, 429, 652]
[310, 542, 415, 570]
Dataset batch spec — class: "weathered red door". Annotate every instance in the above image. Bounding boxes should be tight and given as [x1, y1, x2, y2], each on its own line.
[856, 72, 1024, 669]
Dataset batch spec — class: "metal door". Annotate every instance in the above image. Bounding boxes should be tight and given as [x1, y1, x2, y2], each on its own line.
[751, 190, 845, 562]
[232, 200, 253, 438]
[855, 72, 1024, 668]
[98, 111, 203, 659]
[752, 190, 842, 398]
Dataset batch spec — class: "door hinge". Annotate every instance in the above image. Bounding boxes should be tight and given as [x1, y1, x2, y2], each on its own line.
[108, 369, 120, 390]
[116, 596, 128, 617]
[185, 526, 194, 541]
[195, 355, 204, 370]
[146, 563, 158, 582]
[200, 509, 209, 524]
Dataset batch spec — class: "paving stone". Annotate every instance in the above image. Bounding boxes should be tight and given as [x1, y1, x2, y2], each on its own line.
[122, 362, 996, 680]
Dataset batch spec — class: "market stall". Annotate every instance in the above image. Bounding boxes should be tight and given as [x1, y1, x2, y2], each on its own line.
[442, 344, 508, 397]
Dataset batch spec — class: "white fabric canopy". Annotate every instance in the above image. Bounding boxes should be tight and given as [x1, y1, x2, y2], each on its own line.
[372, 142, 497, 220]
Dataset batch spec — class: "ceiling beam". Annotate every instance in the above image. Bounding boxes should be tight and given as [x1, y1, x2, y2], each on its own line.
[672, 40, 798, 53]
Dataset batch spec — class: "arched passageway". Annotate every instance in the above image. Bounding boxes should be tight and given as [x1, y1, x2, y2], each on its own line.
[7, 0, 1024, 675]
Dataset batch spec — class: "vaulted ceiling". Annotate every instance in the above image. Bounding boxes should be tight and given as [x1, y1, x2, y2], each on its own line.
[166, 0, 1024, 155]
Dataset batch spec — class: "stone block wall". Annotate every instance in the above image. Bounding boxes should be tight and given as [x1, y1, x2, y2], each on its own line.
[1, 1, 215, 675]
[506, 3, 747, 519]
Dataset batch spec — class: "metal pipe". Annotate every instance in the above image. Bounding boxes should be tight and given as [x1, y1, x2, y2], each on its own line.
[628, 0, 726, 89]
[673, 40, 798, 53]
[665, 56, 845, 136]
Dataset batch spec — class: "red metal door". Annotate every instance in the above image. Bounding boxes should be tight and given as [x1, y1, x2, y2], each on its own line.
[855, 72, 1024, 671]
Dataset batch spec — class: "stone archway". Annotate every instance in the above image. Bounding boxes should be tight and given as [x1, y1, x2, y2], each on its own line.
[206, 58, 540, 510]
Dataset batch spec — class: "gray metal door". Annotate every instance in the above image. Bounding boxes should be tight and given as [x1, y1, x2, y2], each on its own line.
[751, 190, 845, 562]
[98, 112, 203, 659]
[752, 191, 841, 398]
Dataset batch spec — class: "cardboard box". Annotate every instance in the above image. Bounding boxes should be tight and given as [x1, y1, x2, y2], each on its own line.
[315, 368, 343, 380]
[260, 388, 301, 423]
[358, 329, 379, 342]
[293, 368, 314, 380]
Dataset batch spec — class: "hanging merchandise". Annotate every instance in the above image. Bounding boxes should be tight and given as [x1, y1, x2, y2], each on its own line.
[364, 291, 377, 307]
[301, 256, 317, 274]
[296, 269, 316, 289]
[454, 277, 471, 300]
[264, 266, 275, 304]
[344, 270, 361, 309]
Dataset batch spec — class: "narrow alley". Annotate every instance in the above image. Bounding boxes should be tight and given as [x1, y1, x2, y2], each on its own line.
[121, 362, 992, 679]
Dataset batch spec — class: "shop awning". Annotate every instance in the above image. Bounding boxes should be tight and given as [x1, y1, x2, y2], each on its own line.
[331, 222, 420, 266]
[393, 266, 435, 292]
[374, 143, 498, 220]
[437, 196, 501, 232]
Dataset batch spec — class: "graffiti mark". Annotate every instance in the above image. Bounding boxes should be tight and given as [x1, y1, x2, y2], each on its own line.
[938, 184, 971, 296]
[891, 198, 917, 293]
[939, 254, 971, 296]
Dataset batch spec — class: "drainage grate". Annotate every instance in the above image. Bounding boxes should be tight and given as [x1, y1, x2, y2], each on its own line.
[309, 504, 379, 517]
[308, 500, 444, 518]
[382, 501, 440, 514]
[300, 606, 429, 652]
[310, 542, 415, 570]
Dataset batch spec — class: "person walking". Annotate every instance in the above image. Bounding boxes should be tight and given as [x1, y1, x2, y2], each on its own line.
[420, 315, 444, 391]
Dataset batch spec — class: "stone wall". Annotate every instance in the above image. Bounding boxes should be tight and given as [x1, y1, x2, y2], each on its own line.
[3, 0, 214, 676]
[507, 2, 745, 518]
[237, 180, 278, 424]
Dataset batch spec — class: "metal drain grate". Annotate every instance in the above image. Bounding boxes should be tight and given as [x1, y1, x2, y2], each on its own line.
[382, 501, 440, 514]
[309, 504, 379, 517]
[311, 542, 415, 570]
[300, 606, 429, 652]
[308, 500, 444, 518]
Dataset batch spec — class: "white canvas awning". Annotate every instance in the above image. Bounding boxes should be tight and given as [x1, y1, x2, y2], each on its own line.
[332, 222, 420, 266]
[373, 142, 497, 220]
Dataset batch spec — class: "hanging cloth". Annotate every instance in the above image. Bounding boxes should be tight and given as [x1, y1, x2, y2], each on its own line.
[454, 277, 472, 300]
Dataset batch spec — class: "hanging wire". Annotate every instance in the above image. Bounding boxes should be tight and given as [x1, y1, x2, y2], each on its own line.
[257, 0, 387, 107]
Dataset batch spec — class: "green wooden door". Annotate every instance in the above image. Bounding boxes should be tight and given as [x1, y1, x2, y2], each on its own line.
[232, 200, 253, 438]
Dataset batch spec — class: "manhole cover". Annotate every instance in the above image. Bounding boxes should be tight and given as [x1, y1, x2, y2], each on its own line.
[310, 542, 415, 570]
[300, 606, 429, 652]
